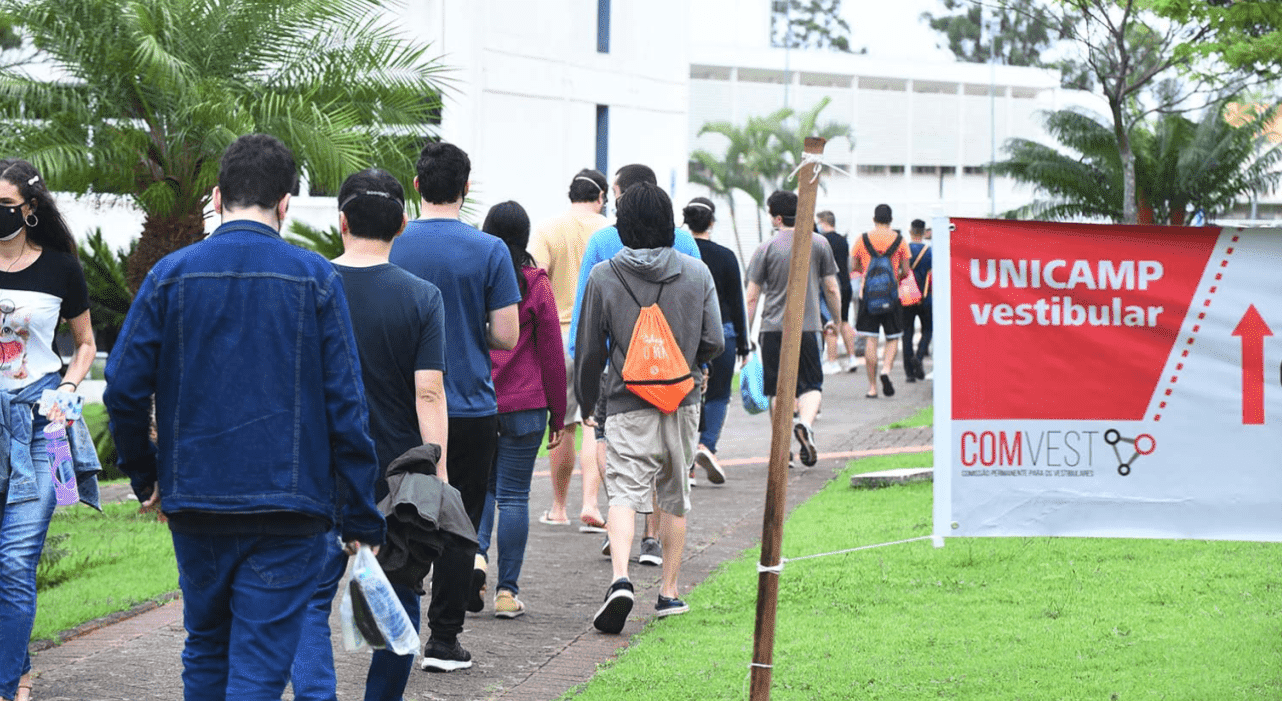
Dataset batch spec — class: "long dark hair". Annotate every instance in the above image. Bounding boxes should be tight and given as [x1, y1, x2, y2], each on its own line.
[0, 159, 77, 256]
[482, 200, 534, 299]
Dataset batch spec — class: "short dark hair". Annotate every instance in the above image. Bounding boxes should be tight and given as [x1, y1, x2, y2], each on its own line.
[415, 142, 470, 205]
[482, 200, 534, 299]
[767, 190, 797, 226]
[681, 197, 715, 234]
[616, 182, 675, 249]
[910, 218, 926, 235]
[338, 168, 405, 242]
[817, 210, 836, 227]
[218, 134, 299, 211]
[569, 169, 608, 204]
[873, 204, 893, 224]
[614, 164, 657, 194]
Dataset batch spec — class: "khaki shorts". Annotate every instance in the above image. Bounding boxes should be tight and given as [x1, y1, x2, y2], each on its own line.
[604, 404, 699, 517]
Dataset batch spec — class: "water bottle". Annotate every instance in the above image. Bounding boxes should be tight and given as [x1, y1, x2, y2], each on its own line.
[349, 546, 419, 655]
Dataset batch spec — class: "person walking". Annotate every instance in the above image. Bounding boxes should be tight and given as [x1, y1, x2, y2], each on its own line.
[105, 134, 385, 700]
[816, 210, 858, 371]
[684, 197, 743, 485]
[744, 191, 842, 467]
[851, 204, 913, 399]
[0, 159, 100, 701]
[388, 142, 521, 671]
[476, 201, 567, 619]
[576, 182, 723, 633]
[901, 218, 932, 383]
[528, 170, 608, 530]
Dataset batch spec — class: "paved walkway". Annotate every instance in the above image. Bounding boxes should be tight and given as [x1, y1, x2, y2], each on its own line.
[28, 354, 934, 701]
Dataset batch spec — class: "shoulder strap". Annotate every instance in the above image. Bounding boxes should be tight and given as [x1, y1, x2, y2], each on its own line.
[862, 233, 876, 258]
[608, 259, 665, 306]
[911, 244, 928, 269]
[864, 232, 900, 259]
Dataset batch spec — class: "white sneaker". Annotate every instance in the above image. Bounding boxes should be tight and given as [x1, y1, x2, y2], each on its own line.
[822, 360, 843, 375]
[694, 447, 725, 484]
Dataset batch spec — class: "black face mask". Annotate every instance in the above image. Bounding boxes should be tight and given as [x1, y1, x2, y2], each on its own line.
[0, 204, 23, 242]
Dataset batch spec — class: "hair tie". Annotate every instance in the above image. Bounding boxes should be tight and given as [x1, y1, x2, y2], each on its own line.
[686, 201, 712, 211]
[27, 175, 39, 186]
[339, 190, 403, 211]
[573, 176, 603, 192]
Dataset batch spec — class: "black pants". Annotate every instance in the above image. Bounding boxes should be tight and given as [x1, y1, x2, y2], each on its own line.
[902, 303, 933, 368]
[427, 414, 498, 644]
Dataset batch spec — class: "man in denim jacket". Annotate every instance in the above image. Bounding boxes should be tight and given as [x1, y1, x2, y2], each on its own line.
[105, 134, 385, 701]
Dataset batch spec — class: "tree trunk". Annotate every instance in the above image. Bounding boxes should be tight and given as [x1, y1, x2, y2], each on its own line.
[127, 209, 207, 293]
[1137, 192, 1154, 225]
[1109, 97, 1138, 225]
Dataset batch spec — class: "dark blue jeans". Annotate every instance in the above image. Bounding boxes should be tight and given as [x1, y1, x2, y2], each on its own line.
[171, 529, 327, 701]
[902, 302, 933, 368]
[290, 535, 346, 701]
[699, 328, 736, 453]
[478, 408, 546, 595]
[363, 582, 421, 701]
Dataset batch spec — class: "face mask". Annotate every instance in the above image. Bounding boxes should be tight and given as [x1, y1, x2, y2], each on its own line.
[0, 205, 23, 242]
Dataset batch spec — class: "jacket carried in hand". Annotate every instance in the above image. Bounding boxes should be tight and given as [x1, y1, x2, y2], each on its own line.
[104, 220, 385, 545]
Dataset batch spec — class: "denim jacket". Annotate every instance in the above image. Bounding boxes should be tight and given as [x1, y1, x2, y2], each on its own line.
[104, 220, 385, 545]
[1, 371, 102, 509]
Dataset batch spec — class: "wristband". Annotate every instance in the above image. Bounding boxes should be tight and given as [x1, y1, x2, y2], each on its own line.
[58, 381, 78, 391]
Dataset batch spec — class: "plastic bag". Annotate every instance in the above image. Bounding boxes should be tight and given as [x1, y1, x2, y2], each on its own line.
[339, 545, 419, 656]
[739, 352, 769, 415]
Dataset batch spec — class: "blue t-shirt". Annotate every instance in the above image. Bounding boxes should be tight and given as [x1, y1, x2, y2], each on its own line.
[333, 263, 445, 474]
[567, 226, 701, 356]
[390, 219, 521, 417]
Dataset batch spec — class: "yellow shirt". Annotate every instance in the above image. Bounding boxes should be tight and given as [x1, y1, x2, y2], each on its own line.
[529, 209, 609, 333]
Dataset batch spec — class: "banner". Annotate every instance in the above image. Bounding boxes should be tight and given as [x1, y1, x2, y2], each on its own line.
[933, 218, 1282, 542]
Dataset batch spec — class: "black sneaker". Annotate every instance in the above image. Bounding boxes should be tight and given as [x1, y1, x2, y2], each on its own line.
[638, 537, 662, 566]
[419, 638, 473, 672]
[468, 555, 486, 613]
[593, 578, 635, 634]
[793, 421, 818, 467]
[914, 360, 927, 381]
[655, 594, 689, 617]
[880, 373, 896, 397]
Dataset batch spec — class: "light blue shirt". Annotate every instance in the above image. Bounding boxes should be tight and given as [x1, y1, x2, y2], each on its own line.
[567, 226, 701, 357]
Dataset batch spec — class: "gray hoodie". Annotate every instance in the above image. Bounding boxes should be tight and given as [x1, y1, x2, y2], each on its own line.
[575, 246, 724, 419]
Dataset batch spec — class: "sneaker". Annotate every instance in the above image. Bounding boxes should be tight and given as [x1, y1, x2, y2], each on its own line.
[914, 360, 927, 381]
[821, 360, 842, 375]
[638, 537, 663, 566]
[468, 554, 487, 613]
[494, 589, 525, 619]
[793, 421, 818, 467]
[655, 594, 689, 617]
[880, 373, 896, 397]
[601, 535, 611, 558]
[593, 578, 635, 634]
[419, 638, 473, 672]
[905, 368, 917, 384]
[694, 446, 725, 484]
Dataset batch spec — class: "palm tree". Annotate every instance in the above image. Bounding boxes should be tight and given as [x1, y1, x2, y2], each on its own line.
[0, 0, 446, 291]
[772, 97, 855, 192]
[994, 104, 1282, 224]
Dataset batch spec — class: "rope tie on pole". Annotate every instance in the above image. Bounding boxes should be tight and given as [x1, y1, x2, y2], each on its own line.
[787, 151, 853, 184]
[756, 561, 785, 575]
[749, 662, 774, 669]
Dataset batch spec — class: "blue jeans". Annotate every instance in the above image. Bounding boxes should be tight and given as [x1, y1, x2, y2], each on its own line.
[171, 529, 327, 701]
[0, 413, 52, 700]
[699, 328, 736, 453]
[290, 535, 347, 701]
[363, 582, 420, 701]
[477, 408, 546, 595]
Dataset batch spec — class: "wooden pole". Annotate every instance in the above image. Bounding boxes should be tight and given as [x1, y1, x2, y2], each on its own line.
[749, 137, 826, 701]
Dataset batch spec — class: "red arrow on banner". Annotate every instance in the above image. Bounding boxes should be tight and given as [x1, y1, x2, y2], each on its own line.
[1231, 305, 1273, 425]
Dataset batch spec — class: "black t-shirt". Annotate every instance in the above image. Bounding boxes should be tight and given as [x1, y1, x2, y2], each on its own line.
[822, 230, 852, 295]
[694, 238, 749, 353]
[333, 263, 446, 483]
[0, 249, 90, 390]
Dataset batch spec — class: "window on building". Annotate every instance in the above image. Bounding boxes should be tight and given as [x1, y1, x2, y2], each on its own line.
[597, 0, 610, 53]
[964, 166, 986, 175]
[889, 165, 905, 175]
[857, 165, 886, 175]
[595, 105, 609, 175]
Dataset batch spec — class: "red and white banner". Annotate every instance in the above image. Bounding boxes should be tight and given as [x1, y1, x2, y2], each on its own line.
[934, 218, 1282, 542]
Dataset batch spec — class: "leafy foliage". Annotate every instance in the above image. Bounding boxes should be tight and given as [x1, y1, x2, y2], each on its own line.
[923, 0, 1079, 74]
[285, 221, 344, 260]
[769, 0, 862, 53]
[0, 0, 447, 291]
[1153, 0, 1282, 81]
[995, 104, 1282, 224]
[77, 228, 134, 352]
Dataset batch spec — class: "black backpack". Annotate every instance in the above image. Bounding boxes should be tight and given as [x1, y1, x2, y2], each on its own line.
[861, 232, 902, 315]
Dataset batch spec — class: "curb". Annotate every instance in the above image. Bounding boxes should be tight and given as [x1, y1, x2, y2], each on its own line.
[29, 591, 182, 654]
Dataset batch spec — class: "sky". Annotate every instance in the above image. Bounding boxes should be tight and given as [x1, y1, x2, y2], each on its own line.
[841, 0, 958, 62]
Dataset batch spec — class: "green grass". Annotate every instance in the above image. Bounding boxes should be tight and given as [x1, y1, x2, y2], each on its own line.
[882, 405, 933, 430]
[565, 452, 1282, 700]
[33, 502, 177, 642]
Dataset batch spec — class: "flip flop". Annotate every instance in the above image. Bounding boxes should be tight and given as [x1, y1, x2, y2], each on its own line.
[579, 514, 607, 533]
[865, 391, 878, 399]
[538, 511, 571, 526]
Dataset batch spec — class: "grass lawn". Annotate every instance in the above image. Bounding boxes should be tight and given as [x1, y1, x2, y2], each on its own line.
[34, 502, 177, 643]
[566, 452, 1282, 700]
[882, 405, 933, 430]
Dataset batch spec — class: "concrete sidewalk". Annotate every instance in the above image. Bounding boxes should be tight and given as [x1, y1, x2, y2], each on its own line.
[28, 354, 934, 701]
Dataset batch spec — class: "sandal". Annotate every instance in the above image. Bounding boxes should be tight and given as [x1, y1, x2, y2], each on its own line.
[537, 510, 570, 526]
[579, 513, 607, 533]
